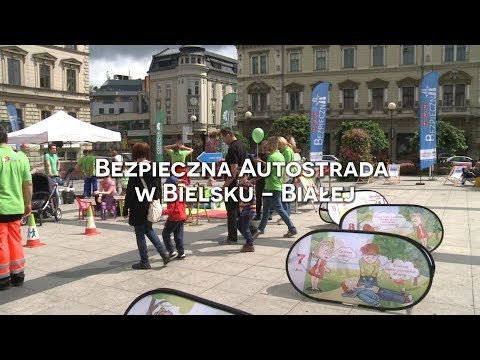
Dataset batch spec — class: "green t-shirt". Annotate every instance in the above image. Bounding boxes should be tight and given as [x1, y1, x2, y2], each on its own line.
[167, 149, 190, 164]
[44, 152, 59, 176]
[281, 146, 295, 164]
[0, 145, 32, 215]
[17, 151, 30, 166]
[264, 150, 285, 192]
[78, 154, 96, 176]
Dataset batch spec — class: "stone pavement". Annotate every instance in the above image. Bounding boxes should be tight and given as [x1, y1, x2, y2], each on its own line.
[1, 176, 479, 315]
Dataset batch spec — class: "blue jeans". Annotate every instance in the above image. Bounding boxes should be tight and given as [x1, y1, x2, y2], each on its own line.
[162, 220, 185, 255]
[281, 179, 294, 216]
[259, 191, 296, 233]
[134, 223, 168, 265]
[84, 176, 98, 197]
[237, 213, 254, 244]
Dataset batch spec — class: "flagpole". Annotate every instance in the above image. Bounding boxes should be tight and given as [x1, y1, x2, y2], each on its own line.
[416, 45, 426, 186]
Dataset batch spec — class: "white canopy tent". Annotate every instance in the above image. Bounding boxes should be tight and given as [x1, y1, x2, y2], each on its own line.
[7, 110, 121, 144]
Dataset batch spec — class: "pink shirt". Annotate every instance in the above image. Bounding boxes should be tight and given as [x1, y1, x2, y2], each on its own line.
[100, 178, 118, 195]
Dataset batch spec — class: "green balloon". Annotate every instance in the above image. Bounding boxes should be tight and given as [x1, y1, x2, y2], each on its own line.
[252, 128, 264, 144]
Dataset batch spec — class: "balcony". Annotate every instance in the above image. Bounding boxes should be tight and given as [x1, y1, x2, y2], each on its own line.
[439, 106, 469, 114]
[249, 110, 271, 119]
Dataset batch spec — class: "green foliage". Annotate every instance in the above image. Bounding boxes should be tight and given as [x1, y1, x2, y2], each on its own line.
[373, 235, 408, 262]
[235, 132, 249, 147]
[409, 120, 468, 153]
[270, 114, 310, 149]
[335, 121, 389, 155]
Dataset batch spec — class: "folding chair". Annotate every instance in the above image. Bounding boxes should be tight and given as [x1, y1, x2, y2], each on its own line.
[384, 163, 401, 184]
[443, 165, 466, 186]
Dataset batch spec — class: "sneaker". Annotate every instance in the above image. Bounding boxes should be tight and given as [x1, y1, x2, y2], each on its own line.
[241, 243, 255, 252]
[0, 280, 10, 291]
[252, 229, 263, 239]
[169, 251, 178, 258]
[162, 256, 171, 266]
[132, 262, 151, 270]
[283, 229, 298, 238]
[218, 238, 238, 245]
[176, 253, 186, 260]
[268, 216, 273, 220]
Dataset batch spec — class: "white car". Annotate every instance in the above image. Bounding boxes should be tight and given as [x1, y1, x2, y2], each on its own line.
[321, 155, 340, 163]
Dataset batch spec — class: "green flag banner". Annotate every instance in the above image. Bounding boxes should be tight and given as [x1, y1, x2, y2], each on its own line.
[220, 93, 237, 157]
[340, 204, 444, 252]
[156, 110, 164, 162]
[286, 229, 435, 311]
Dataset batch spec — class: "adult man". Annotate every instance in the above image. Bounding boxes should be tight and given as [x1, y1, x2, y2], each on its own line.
[164, 140, 193, 185]
[0, 127, 32, 290]
[76, 150, 97, 198]
[111, 149, 123, 163]
[255, 136, 297, 238]
[219, 128, 255, 245]
[18, 144, 31, 170]
[44, 143, 60, 176]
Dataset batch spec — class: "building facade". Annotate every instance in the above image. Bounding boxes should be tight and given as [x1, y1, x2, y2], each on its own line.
[90, 75, 149, 154]
[148, 45, 237, 158]
[236, 45, 480, 160]
[0, 45, 90, 165]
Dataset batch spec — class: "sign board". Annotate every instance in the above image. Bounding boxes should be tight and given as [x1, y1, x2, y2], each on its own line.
[182, 125, 192, 144]
[286, 229, 435, 311]
[326, 190, 388, 225]
[125, 288, 249, 315]
[339, 204, 444, 251]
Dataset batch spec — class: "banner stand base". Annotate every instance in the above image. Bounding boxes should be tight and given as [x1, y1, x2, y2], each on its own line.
[415, 182, 425, 185]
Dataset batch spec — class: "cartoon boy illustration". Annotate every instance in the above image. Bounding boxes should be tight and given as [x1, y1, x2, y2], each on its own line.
[411, 212, 428, 248]
[341, 278, 413, 307]
[357, 243, 381, 288]
[308, 239, 334, 292]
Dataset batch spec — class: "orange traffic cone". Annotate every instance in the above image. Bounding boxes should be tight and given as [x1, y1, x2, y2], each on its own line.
[25, 214, 45, 248]
[85, 205, 99, 235]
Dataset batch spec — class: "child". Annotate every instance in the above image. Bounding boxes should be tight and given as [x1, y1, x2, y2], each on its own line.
[237, 175, 256, 252]
[119, 163, 129, 196]
[162, 176, 187, 259]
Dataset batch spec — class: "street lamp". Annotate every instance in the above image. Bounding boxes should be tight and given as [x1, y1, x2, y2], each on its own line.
[388, 102, 396, 162]
[190, 115, 197, 161]
[245, 111, 252, 152]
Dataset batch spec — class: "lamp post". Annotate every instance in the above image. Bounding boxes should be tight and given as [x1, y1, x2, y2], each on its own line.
[387, 102, 396, 162]
[190, 114, 197, 161]
[245, 111, 252, 151]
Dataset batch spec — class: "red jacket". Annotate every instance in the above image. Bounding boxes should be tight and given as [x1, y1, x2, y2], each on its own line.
[162, 193, 187, 222]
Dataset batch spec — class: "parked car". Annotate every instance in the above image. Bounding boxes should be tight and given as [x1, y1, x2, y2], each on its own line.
[321, 154, 340, 163]
[438, 153, 455, 163]
[446, 155, 475, 167]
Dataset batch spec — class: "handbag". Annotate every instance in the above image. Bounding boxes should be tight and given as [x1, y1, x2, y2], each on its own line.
[140, 178, 162, 223]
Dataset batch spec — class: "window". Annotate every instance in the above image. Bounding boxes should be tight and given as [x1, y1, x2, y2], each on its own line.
[251, 93, 267, 112]
[402, 45, 415, 65]
[166, 84, 171, 99]
[187, 80, 199, 95]
[41, 110, 51, 119]
[397, 133, 416, 158]
[289, 91, 300, 111]
[444, 45, 467, 62]
[109, 108, 114, 114]
[455, 84, 465, 106]
[372, 88, 384, 110]
[8, 58, 21, 85]
[251, 54, 267, 74]
[166, 110, 171, 125]
[65, 45, 77, 50]
[68, 112, 77, 118]
[99, 108, 104, 114]
[211, 84, 216, 98]
[315, 49, 327, 70]
[187, 108, 199, 122]
[402, 87, 414, 108]
[343, 47, 355, 68]
[343, 89, 354, 111]
[443, 85, 453, 106]
[119, 108, 124, 114]
[156, 84, 162, 99]
[289, 52, 300, 72]
[222, 85, 226, 96]
[39, 64, 51, 88]
[211, 109, 216, 124]
[66, 69, 76, 92]
[372, 46, 384, 66]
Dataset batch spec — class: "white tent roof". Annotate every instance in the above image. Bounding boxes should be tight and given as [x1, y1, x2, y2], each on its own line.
[7, 110, 121, 144]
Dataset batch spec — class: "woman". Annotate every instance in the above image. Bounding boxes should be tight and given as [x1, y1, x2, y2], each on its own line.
[94, 169, 118, 212]
[123, 142, 170, 269]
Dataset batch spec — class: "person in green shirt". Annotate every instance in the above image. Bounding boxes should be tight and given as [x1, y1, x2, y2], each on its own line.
[44, 143, 60, 176]
[18, 144, 31, 170]
[76, 149, 97, 197]
[278, 136, 295, 220]
[254, 136, 297, 238]
[164, 140, 193, 185]
[0, 127, 32, 290]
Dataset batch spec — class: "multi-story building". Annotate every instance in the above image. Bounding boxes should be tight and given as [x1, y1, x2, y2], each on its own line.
[0, 45, 90, 165]
[148, 45, 237, 158]
[236, 45, 480, 160]
[90, 74, 149, 153]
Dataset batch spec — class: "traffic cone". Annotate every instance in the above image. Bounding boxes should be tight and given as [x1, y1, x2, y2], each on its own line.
[25, 214, 45, 248]
[85, 206, 99, 236]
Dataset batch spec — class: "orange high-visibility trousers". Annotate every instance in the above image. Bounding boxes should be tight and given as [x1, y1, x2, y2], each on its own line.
[0, 220, 25, 280]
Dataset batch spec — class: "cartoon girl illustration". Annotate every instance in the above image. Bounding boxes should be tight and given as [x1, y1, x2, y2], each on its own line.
[357, 243, 381, 288]
[411, 212, 428, 248]
[308, 239, 334, 291]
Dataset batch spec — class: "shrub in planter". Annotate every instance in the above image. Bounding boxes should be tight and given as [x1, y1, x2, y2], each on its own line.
[437, 167, 451, 175]
[400, 163, 417, 175]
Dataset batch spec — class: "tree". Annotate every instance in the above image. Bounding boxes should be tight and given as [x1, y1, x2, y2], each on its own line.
[335, 121, 389, 158]
[409, 120, 468, 154]
[270, 114, 310, 150]
[235, 132, 249, 148]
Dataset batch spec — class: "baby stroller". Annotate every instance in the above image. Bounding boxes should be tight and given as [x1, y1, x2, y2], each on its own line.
[21, 173, 62, 226]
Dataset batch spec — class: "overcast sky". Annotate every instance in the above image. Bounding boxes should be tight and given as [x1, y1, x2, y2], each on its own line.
[89, 45, 237, 87]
